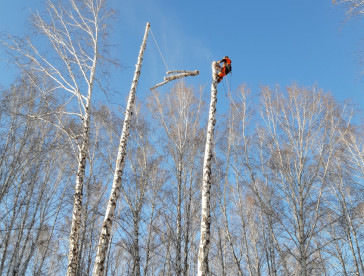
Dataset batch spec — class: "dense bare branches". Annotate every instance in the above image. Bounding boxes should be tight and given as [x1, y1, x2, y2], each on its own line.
[0, 76, 73, 275]
[204, 83, 362, 276]
[2, 1, 114, 275]
[1, 74, 363, 275]
[149, 80, 205, 276]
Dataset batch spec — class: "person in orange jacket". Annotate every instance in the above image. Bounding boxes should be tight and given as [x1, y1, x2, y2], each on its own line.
[216, 56, 232, 83]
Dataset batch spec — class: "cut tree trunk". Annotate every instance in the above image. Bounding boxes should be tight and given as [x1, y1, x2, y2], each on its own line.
[197, 61, 218, 276]
[92, 22, 150, 276]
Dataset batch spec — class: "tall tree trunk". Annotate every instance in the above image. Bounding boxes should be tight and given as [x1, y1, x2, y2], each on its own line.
[298, 199, 308, 276]
[198, 61, 218, 276]
[176, 158, 183, 276]
[93, 22, 150, 276]
[144, 201, 156, 276]
[67, 100, 92, 276]
[132, 212, 141, 276]
[68, 21, 99, 274]
[216, 224, 226, 276]
[183, 179, 193, 276]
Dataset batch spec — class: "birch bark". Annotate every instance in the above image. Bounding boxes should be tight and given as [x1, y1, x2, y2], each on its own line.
[198, 61, 218, 276]
[68, 103, 92, 275]
[92, 22, 150, 276]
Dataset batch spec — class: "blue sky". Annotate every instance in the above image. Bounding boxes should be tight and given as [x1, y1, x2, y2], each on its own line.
[1, 0, 364, 114]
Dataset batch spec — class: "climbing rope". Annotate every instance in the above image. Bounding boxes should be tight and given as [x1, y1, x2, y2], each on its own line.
[228, 71, 232, 97]
[225, 76, 230, 97]
[222, 72, 232, 98]
[150, 28, 169, 72]
[222, 78, 227, 97]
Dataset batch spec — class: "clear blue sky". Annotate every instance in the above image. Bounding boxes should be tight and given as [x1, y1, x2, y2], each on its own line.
[1, 0, 364, 113]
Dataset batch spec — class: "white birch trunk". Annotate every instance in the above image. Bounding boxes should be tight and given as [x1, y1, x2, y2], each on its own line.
[68, 27, 98, 274]
[92, 22, 150, 276]
[67, 106, 91, 276]
[197, 62, 218, 276]
[132, 213, 141, 276]
[176, 159, 183, 276]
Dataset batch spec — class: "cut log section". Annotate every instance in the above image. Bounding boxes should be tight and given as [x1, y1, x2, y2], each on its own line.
[150, 70, 199, 90]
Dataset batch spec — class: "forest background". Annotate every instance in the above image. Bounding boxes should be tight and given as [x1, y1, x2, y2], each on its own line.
[0, 0, 363, 275]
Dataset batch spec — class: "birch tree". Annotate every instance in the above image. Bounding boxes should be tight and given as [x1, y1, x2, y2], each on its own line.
[93, 22, 150, 275]
[1, 0, 114, 274]
[198, 61, 219, 275]
[74, 105, 120, 276]
[257, 85, 348, 276]
[324, 124, 364, 275]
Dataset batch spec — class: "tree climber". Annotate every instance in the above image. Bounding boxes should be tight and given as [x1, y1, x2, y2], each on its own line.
[216, 56, 232, 83]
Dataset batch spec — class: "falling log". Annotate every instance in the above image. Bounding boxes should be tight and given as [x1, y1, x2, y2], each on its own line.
[150, 70, 199, 90]
[166, 70, 199, 74]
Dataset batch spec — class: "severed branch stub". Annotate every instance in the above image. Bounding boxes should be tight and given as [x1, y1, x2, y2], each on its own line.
[150, 70, 199, 90]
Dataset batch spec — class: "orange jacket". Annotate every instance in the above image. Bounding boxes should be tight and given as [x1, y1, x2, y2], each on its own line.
[224, 57, 231, 65]
[218, 57, 231, 65]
